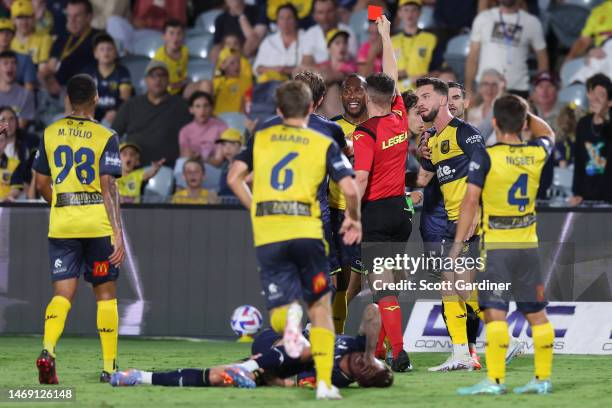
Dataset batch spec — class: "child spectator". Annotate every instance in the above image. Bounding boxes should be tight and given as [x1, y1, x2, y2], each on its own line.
[172, 158, 219, 204]
[153, 19, 188, 96]
[117, 142, 165, 203]
[0, 18, 36, 89]
[217, 33, 253, 84]
[0, 50, 35, 129]
[211, 128, 243, 197]
[84, 33, 132, 124]
[179, 91, 227, 160]
[317, 29, 357, 84]
[213, 47, 253, 115]
[10, 0, 53, 68]
[0, 128, 24, 201]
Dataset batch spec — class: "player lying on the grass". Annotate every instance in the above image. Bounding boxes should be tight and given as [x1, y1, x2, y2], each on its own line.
[110, 304, 392, 390]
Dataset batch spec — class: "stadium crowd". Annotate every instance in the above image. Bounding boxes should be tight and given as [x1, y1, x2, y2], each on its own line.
[0, 0, 611, 205]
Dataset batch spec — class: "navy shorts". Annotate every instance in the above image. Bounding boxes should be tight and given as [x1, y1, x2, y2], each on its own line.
[441, 221, 481, 262]
[48, 237, 119, 286]
[256, 239, 331, 310]
[328, 208, 361, 275]
[478, 248, 548, 314]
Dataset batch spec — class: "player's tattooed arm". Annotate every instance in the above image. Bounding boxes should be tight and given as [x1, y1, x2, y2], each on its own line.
[359, 304, 382, 362]
[101, 174, 125, 266]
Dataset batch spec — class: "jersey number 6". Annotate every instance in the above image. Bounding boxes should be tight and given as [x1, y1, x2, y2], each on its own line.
[270, 152, 298, 191]
[54, 145, 96, 185]
[507, 173, 529, 212]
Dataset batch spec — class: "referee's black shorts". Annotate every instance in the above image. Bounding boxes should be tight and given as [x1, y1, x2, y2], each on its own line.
[362, 195, 412, 242]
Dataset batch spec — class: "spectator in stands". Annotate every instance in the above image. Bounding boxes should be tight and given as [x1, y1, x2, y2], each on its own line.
[431, 0, 478, 62]
[570, 73, 612, 206]
[0, 51, 34, 128]
[32, 0, 56, 35]
[153, 19, 188, 96]
[40, 0, 100, 94]
[565, 0, 612, 62]
[83, 33, 131, 124]
[0, 106, 37, 187]
[213, 47, 252, 115]
[255, 0, 314, 29]
[436, 66, 457, 83]
[90, 0, 130, 30]
[553, 105, 577, 168]
[465, 0, 548, 99]
[466, 68, 505, 140]
[318, 29, 356, 85]
[357, 21, 382, 77]
[10, 0, 53, 68]
[211, 128, 242, 197]
[179, 91, 227, 160]
[253, 4, 306, 83]
[0, 18, 36, 89]
[300, 0, 357, 66]
[570, 38, 612, 85]
[211, 0, 267, 62]
[0, 128, 25, 201]
[216, 33, 253, 84]
[392, 0, 438, 92]
[117, 142, 165, 204]
[530, 71, 564, 136]
[172, 158, 219, 204]
[112, 60, 192, 167]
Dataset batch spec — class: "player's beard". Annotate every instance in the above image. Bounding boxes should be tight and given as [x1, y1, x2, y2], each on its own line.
[421, 106, 439, 123]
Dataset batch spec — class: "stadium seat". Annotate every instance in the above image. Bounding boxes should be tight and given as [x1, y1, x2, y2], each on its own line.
[218, 112, 248, 133]
[121, 55, 150, 94]
[195, 9, 223, 34]
[561, 57, 586, 87]
[548, 4, 590, 48]
[558, 83, 588, 108]
[443, 34, 470, 83]
[348, 9, 369, 46]
[186, 34, 214, 59]
[187, 58, 214, 82]
[418, 6, 434, 30]
[130, 31, 164, 58]
[143, 166, 174, 203]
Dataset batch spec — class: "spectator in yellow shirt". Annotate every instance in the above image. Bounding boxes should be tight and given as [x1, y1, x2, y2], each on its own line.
[391, 0, 437, 92]
[153, 19, 189, 96]
[0, 128, 24, 201]
[213, 47, 253, 115]
[172, 158, 219, 205]
[117, 142, 165, 204]
[32, 0, 55, 35]
[10, 0, 53, 68]
[566, 0, 612, 62]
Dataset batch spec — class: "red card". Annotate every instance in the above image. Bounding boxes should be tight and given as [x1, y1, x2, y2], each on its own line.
[367, 5, 383, 21]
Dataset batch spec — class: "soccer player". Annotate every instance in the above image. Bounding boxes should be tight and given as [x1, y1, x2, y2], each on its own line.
[329, 73, 369, 333]
[352, 15, 412, 372]
[453, 95, 555, 395]
[227, 80, 361, 400]
[32, 74, 124, 384]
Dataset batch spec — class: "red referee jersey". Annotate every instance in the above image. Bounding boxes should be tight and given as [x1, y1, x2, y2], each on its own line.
[353, 95, 409, 202]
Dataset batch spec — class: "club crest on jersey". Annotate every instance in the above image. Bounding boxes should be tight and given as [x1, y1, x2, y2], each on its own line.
[440, 140, 450, 154]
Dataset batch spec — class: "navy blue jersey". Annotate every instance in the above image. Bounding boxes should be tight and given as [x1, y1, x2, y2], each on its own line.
[331, 334, 366, 388]
[419, 176, 448, 243]
[83, 64, 132, 120]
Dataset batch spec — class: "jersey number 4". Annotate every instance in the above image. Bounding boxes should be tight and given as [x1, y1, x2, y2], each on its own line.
[54, 145, 95, 185]
[270, 152, 298, 191]
[507, 173, 529, 212]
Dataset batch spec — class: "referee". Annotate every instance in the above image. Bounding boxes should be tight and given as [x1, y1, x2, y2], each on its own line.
[352, 15, 412, 372]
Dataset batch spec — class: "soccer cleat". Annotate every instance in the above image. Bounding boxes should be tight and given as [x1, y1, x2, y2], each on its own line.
[36, 349, 58, 384]
[110, 369, 142, 387]
[457, 378, 508, 395]
[391, 350, 413, 372]
[428, 353, 475, 372]
[513, 378, 552, 394]
[506, 337, 525, 365]
[221, 367, 256, 389]
[283, 303, 304, 359]
[100, 371, 113, 383]
[315, 381, 342, 400]
[298, 376, 316, 389]
[470, 349, 482, 370]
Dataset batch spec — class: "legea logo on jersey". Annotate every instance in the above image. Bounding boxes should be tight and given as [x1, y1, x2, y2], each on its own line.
[53, 258, 67, 274]
[436, 165, 455, 182]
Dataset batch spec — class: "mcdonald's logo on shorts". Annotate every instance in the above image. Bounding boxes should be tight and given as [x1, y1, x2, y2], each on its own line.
[93, 261, 110, 277]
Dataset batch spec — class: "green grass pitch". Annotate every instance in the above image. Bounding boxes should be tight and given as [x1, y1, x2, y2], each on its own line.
[1, 336, 611, 408]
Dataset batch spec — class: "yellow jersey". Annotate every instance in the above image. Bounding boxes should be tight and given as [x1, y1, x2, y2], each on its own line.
[118, 168, 145, 203]
[467, 138, 552, 248]
[213, 75, 252, 115]
[237, 123, 354, 247]
[11, 32, 53, 65]
[0, 154, 23, 199]
[153, 45, 189, 95]
[172, 188, 212, 204]
[391, 30, 437, 92]
[32, 116, 122, 238]
[581, 1, 612, 47]
[423, 118, 485, 221]
[328, 114, 358, 210]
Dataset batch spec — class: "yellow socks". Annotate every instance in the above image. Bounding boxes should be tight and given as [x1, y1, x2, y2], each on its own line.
[332, 290, 348, 334]
[443, 297, 468, 345]
[485, 321, 509, 384]
[43, 296, 71, 357]
[310, 327, 335, 387]
[270, 305, 289, 334]
[532, 322, 554, 380]
[97, 299, 119, 373]
[465, 291, 484, 321]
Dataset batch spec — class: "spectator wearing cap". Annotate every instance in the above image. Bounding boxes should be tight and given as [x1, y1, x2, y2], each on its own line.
[0, 51, 35, 129]
[357, 20, 383, 77]
[0, 18, 36, 89]
[172, 158, 220, 205]
[211, 127, 243, 197]
[152, 19, 188, 96]
[569, 73, 612, 206]
[300, 0, 358, 66]
[392, 0, 438, 92]
[530, 71, 565, 137]
[566, 0, 612, 63]
[179, 91, 228, 160]
[10, 0, 53, 69]
[213, 47, 253, 115]
[465, 0, 548, 99]
[112, 60, 191, 167]
[253, 3, 307, 83]
[117, 142, 165, 204]
[317, 29, 357, 83]
[255, 0, 314, 29]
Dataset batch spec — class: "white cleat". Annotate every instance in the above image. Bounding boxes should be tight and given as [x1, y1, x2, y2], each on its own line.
[428, 353, 476, 372]
[316, 381, 343, 400]
[506, 337, 525, 365]
[283, 303, 304, 359]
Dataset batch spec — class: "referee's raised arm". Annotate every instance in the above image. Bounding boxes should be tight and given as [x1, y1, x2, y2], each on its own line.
[377, 15, 400, 97]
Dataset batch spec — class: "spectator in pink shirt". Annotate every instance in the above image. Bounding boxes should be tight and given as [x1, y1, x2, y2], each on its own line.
[179, 91, 227, 160]
[357, 21, 383, 77]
